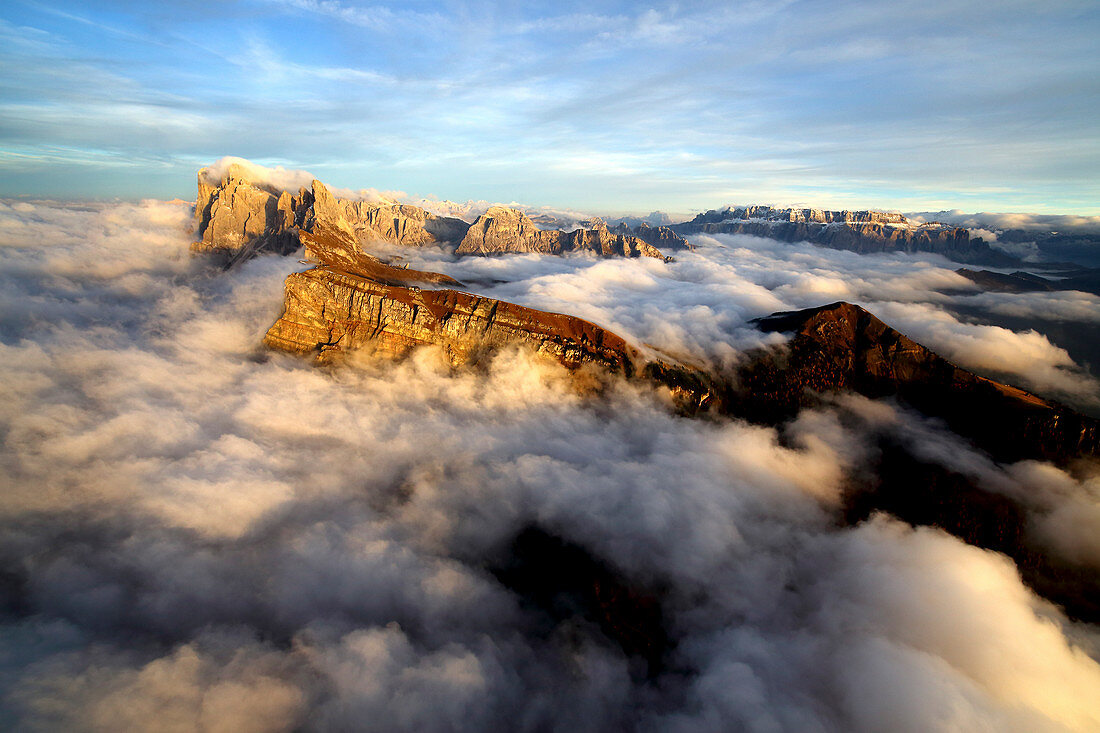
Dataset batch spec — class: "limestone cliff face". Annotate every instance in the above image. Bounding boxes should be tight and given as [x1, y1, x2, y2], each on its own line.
[263, 219, 627, 366]
[672, 206, 1013, 265]
[264, 268, 643, 370]
[457, 206, 665, 259]
[192, 165, 303, 264]
[263, 222, 710, 406]
[193, 167, 470, 263]
[194, 168, 667, 264]
[689, 205, 908, 226]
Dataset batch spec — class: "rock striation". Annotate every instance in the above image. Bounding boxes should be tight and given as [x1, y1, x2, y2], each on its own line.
[193, 166, 303, 264]
[264, 266, 644, 368]
[672, 205, 1016, 265]
[305, 178, 470, 247]
[457, 206, 666, 259]
[266, 222, 647, 368]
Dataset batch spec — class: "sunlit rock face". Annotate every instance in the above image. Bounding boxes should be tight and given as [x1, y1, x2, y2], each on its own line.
[193, 164, 304, 263]
[673, 205, 1015, 264]
[264, 263, 640, 374]
[192, 165, 470, 263]
[263, 223, 713, 407]
[305, 178, 470, 247]
[457, 206, 666, 259]
[193, 170, 671, 264]
[265, 223, 633, 365]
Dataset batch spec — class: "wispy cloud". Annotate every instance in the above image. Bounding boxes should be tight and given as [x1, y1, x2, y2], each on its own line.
[262, 0, 447, 32]
[0, 1, 1097, 211]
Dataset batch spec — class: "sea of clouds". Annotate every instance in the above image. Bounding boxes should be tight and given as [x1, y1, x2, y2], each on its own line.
[1, 198, 1099, 731]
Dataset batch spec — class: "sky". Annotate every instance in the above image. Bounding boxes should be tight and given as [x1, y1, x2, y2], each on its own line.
[1, 0, 1098, 214]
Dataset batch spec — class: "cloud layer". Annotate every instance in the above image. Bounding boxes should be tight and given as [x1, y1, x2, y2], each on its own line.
[2, 200, 1100, 730]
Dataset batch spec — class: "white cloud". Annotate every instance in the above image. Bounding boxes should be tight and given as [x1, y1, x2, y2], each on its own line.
[1, 202, 1099, 731]
[909, 210, 1100, 234]
[866, 300, 1099, 407]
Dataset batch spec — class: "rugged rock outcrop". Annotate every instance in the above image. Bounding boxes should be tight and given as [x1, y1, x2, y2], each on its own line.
[457, 206, 666, 259]
[305, 178, 470, 246]
[672, 205, 1017, 265]
[610, 222, 693, 250]
[192, 165, 303, 263]
[263, 223, 711, 408]
[194, 167, 668, 264]
[193, 165, 470, 264]
[264, 267, 643, 368]
[691, 205, 910, 226]
[739, 301, 1099, 463]
[268, 223, 629, 365]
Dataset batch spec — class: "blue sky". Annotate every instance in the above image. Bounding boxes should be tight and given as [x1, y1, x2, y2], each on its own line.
[1, 0, 1098, 214]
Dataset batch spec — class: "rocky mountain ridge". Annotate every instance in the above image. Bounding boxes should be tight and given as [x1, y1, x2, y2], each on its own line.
[198, 168, 1016, 266]
[609, 221, 693, 250]
[673, 205, 1019, 265]
[744, 302, 1099, 463]
[256, 209, 1097, 466]
[193, 166, 672, 263]
[193, 164, 470, 264]
[955, 267, 1100, 296]
[456, 206, 666, 259]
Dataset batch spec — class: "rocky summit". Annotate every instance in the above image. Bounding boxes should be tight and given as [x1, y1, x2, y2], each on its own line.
[610, 221, 693, 251]
[457, 206, 666, 259]
[193, 167, 669, 264]
[193, 164, 470, 264]
[743, 302, 1099, 463]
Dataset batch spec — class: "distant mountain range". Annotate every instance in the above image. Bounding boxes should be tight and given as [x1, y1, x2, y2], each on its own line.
[670, 205, 1020, 265]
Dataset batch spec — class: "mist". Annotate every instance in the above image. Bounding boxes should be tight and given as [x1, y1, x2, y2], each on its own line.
[1, 200, 1099, 731]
